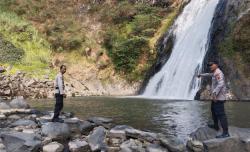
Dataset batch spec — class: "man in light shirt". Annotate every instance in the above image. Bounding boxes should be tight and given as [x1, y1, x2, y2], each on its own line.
[52, 65, 67, 123]
[198, 61, 230, 138]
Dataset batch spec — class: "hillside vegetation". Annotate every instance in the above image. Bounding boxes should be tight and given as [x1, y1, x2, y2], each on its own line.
[0, 0, 179, 82]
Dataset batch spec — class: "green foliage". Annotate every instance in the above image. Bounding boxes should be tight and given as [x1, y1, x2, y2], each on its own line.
[218, 36, 235, 57]
[106, 34, 148, 73]
[126, 15, 161, 36]
[98, 1, 172, 80]
[0, 36, 24, 63]
[0, 7, 53, 77]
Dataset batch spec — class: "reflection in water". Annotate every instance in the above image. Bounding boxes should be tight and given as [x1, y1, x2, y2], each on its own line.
[28, 97, 250, 141]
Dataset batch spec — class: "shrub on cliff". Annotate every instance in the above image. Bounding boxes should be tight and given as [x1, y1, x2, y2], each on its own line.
[0, 36, 24, 63]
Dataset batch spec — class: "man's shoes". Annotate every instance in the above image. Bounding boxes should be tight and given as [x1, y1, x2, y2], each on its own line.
[52, 118, 64, 123]
[216, 133, 230, 138]
[208, 124, 219, 131]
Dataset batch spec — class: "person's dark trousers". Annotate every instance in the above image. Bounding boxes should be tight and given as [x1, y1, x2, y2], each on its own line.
[211, 101, 229, 134]
[52, 94, 64, 120]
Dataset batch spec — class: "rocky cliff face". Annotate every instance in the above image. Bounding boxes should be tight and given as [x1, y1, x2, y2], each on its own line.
[198, 0, 250, 100]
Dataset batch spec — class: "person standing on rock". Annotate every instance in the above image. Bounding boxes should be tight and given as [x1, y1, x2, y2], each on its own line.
[52, 65, 67, 123]
[198, 61, 230, 138]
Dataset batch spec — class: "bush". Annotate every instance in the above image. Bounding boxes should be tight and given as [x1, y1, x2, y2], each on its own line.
[127, 14, 161, 36]
[0, 36, 24, 63]
[108, 36, 148, 73]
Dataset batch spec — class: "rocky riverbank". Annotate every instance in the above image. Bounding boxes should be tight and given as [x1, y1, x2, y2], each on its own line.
[0, 98, 250, 152]
[0, 71, 139, 99]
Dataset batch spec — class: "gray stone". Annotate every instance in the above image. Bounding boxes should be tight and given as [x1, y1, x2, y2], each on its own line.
[88, 117, 113, 125]
[0, 132, 41, 152]
[79, 121, 95, 135]
[68, 139, 90, 152]
[43, 142, 64, 152]
[109, 125, 134, 139]
[189, 126, 250, 152]
[0, 102, 10, 110]
[186, 139, 204, 152]
[160, 136, 186, 152]
[0, 143, 6, 152]
[125, 127, 157, 143]
[87, 126, 107, 151]
[9, 98, 30, 109]
[146, 144, 168, 152]
[0, 114, 6, 120]
[64, 118, 81, 133]
[11, 119, 37, 127]
[8, 114, 21, 120]
[42, 137, 52, 146]
[120, 139, 145, 152]
[41, 122, 70, 140]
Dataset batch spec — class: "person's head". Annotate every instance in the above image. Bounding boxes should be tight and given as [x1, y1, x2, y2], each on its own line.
[60, 65, 67, 74]
[208, 61, 218, 72]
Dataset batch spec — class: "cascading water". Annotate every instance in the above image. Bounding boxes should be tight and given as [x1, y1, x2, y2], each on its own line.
[142, 0, 220, 100]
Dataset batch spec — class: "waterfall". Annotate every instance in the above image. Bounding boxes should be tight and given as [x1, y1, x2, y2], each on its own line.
[142, 0, 220, 100]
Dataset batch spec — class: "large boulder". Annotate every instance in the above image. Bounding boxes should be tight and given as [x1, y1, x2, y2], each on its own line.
[0, 132, 41, 152]
[41, 122, 70, 140]
[87, 126, 107, 151]
[188, 126, 250, 152]
[9, 98, 30, 109]
[43, 142, 64, 152]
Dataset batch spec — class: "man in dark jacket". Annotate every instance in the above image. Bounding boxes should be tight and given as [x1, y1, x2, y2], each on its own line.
[198, 61, 230, 138]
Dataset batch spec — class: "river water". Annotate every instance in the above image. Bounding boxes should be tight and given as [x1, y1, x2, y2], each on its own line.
[28, 97, 250, 141]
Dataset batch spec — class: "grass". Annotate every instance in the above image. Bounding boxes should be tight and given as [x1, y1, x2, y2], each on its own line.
[0, 6, 54, 78]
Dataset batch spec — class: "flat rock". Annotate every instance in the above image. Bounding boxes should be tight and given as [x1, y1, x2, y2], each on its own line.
[125, 128, 157, 143]
[0, 132, 41, 152]
[146, 144, 168, 152]
[43, 142, 64, 152]
[68, 139, 90, 152]
[87, 126, 107, 151]
[0, 102, 11, 110]
[9, 98, 30, 109]
[109, 125, 134, 139]
[8, 114, 21, 120]
[87, 117, 113, 127]
[41, 122, 70, 140]
[189, 126, 250, 152]
[11, 119, 37, 127]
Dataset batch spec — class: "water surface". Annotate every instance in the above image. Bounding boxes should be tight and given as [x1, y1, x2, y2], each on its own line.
[28, 97, 250, 140]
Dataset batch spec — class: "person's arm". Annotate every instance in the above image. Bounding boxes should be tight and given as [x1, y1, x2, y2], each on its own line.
[58, 75, 64, 95]
[197, 73, 213, 77]
[213, 73, 225, 97]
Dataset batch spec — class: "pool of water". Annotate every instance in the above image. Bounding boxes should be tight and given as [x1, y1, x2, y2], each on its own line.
[28, 97, 250, 140]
